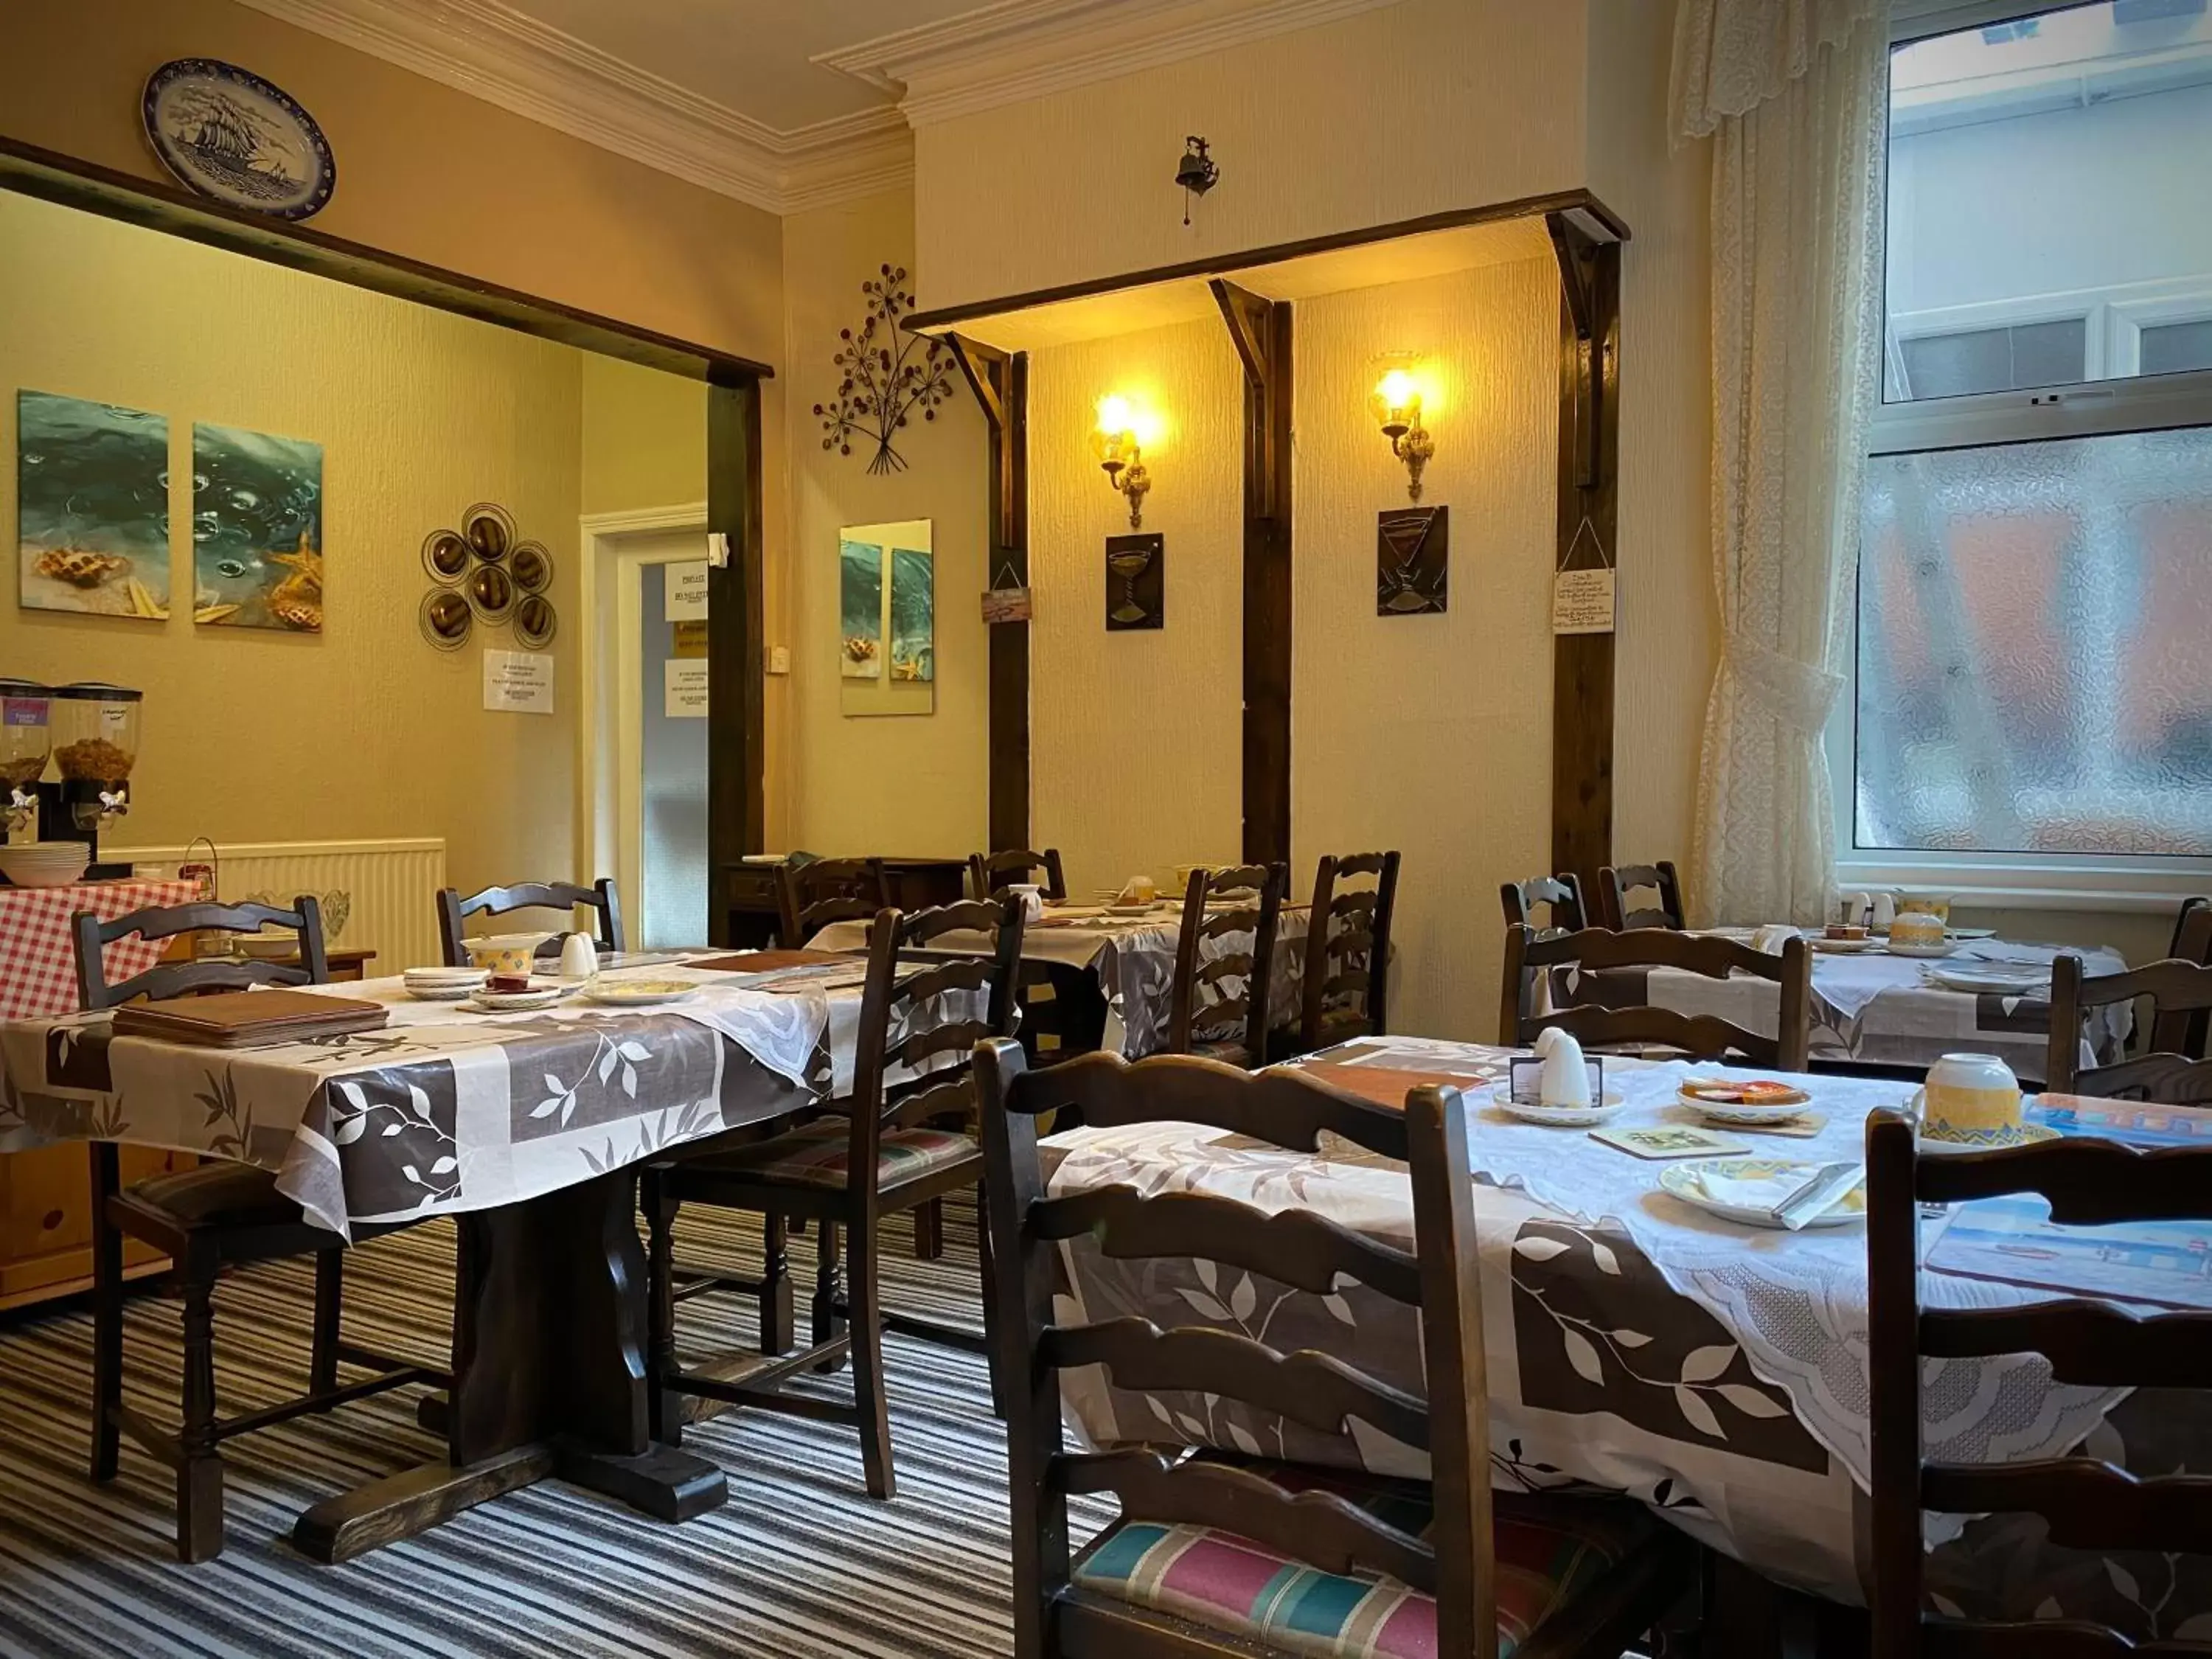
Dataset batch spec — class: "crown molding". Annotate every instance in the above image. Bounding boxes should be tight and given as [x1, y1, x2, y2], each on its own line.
[815, 0, 1411, 126]
[232, 0, 913, 214]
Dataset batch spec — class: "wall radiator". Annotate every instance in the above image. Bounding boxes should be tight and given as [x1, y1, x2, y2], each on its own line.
[103, 838, 447, 973]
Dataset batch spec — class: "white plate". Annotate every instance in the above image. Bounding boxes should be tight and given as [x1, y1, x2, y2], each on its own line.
[581, 979, 699, 1007]
[1925, 966, 2047, 995]
[1677, 1085, 1815, 1124]
[1487, 1083, 1626, 1127]
[1809, 936, 1878, 954]
[404, 984, 479, 1002]
[1885, 939, 1958, 959]
[465, 985, 568, 1012]
[1105, 903, 1162, 917]
[1947, 926, 1997, 939]
[1919, 1122, 2061, 1154]
[1660, 1158, 1868, 1228]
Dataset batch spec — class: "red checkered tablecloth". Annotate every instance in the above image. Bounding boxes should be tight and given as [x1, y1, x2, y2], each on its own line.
[0, 880, 202, 1019]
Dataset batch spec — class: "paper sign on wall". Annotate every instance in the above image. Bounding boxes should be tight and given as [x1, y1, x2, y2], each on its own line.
[1551, 568, 1616, 635]
[664, 658, 709, 718]
[483, 649, 555, 714]
[665, 560, 709, 620]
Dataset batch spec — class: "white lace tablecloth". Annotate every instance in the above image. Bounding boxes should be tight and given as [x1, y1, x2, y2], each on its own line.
[1040, 1037, 2151, 1602]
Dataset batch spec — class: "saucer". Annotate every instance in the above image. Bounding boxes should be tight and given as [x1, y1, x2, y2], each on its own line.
[1488, 1083, 1626, 1127]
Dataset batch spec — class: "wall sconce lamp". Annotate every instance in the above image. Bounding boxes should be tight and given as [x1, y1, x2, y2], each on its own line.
[1093, 394, 1152, 529]
[1371, 366, 1436, 501]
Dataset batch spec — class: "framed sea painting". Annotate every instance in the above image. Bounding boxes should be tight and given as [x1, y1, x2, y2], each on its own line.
[192, 422, 323, 630]
[839, 519, 934, 717]
[17, 390, 171, 619]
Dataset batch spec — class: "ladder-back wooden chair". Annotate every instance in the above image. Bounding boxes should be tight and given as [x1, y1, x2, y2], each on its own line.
[75, 897, 446, 1561]
[775, 855, 890, 947]
[1500, 924, 1812, 1072]
[1284, 849, 1400, 1059]
[970, 847, 1068, 902]
[644, 897, 1023, 1498]
[978, 1043, 1692, 1659]
[1500, 873, 1590, 939]
[1166, 863, 1286, 1067]
[2047, 952, 2212, 1102]
[437, 877, 623, 966]
[1866, 1107, 2212, 1654]
[1597, 860, 1686, 931]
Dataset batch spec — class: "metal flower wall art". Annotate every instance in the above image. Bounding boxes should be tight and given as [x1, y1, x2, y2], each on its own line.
[814, 265, 956, 475]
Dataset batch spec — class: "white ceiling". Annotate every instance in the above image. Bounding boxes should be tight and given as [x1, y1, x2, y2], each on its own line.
[504, 0, 982, 132]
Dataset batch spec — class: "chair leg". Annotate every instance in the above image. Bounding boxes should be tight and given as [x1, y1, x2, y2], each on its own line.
[758, 1214, 793, 1357]
[175, 1256, 225, 1563]
[643, 1175, 684, 1447]
[847, 1217, 894, 1500]
[912, 1197, 945, 1260]
[88, 1146, 122, 1484]
[310, 1249, 344, 1396]
[812, 1221, 846, 1374]
[975, 1186, 1007, 1421]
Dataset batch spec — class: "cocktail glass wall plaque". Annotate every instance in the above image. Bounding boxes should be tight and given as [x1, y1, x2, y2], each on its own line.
[1377, 505, 1447, 616]
[1105, 533, 1164, 631]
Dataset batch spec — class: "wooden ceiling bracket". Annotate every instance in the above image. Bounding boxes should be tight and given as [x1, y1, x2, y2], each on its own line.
[1545, 212, 1610, 491]
[1209, 279, 1294, 868]
[947, 333, 1007, 433]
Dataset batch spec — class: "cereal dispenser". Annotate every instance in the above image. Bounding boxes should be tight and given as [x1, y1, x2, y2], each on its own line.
[0, 679, 52, 841]
[39, 681, 141, 877]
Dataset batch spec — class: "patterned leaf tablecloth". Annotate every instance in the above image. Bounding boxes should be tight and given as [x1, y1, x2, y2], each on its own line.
[1040, 1036, 2212, 1633]
[0, 962, 846, 1239]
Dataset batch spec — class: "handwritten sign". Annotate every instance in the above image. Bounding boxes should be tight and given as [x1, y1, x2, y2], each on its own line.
[1551, 568, 1616, 636]
[483, 649, 554, 714]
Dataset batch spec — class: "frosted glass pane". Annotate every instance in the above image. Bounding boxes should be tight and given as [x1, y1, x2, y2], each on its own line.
[2143, 319, 2212, 377]
[1899, 320, 2086, 400]
[1856, 426, 2212, 855]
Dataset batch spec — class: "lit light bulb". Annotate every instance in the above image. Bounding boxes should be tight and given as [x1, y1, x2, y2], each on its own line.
[1096, 394, 1134, 437]
[1377, 369, 1418, 411]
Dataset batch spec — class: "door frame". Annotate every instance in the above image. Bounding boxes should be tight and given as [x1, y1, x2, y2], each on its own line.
[578, 504, 708, 936]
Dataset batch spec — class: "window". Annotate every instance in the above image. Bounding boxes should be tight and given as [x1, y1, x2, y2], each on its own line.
[1846, 0, 2212, 872]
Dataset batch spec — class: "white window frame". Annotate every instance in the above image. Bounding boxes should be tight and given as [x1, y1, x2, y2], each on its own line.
[1833, 0, 2212, 911]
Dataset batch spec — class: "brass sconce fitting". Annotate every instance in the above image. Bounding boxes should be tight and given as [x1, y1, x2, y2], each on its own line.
[1372, 367, 1435, 502]
[1093, 394, 1152, 529]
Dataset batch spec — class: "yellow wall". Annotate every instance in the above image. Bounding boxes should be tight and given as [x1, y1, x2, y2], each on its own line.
[914, 0, 1588, 311]
[1, 189, 588, 896]
[581, 357, 706, 518]
[1291, 258, 1560, 1039]
[781, 189, 990, 858]
[1028, 318, 1246, 894]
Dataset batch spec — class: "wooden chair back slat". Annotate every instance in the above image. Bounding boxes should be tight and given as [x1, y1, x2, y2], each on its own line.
[1500, 924, 1812, 1072]
[1052, 1450, 1438, 1594]
[1169, 864, 1287, 1059]
[437, 879, 622, 967]
[1297, 851, 1401, 1051]
[885, 1075, 978, 1131]
[1027, 1184, 1422, 1301]
[894, 957, 998, 1004]
[75, 897, 330, 1009]
[1040, 1319, 1430, 1448]
[898, 1018, 999, 1071]
[1924, 1303, 2212, 1388]
[1499, 873, 1588, 939]
[980, 1041, 1499, 1657]
[970, 849, 1068, 903]
[775, 856, 890, 947]
[2050, 953, 2212, 1096]
[1867, 1107, 2212, 1655]
[1599, 860, 1686, 931]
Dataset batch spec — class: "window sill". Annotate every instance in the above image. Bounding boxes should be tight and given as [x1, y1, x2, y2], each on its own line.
[1837, 855, 2212, 915]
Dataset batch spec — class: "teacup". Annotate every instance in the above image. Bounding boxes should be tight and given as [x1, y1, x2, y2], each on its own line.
[1006, 883, 1045, 922]
[1888, 911, 1947, 950]
[1916, 1052, 2029, 1147]
[466, 933, 547, 975]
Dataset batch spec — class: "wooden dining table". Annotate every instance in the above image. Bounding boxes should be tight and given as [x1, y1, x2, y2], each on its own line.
[0, 950, 883, 1561]
[1038, 1034, 2211, 1634]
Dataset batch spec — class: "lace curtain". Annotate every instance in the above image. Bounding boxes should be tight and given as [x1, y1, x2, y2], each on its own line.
[1675, 0, 1889, 925]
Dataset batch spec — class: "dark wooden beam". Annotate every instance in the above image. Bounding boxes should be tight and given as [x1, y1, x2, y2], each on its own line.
[1209, 280, 1293, 869]
[908, 189, 1628, 338]
[0, 134, 772, 383]
[1545, 213, 1621, 895]
[707, 375, 767, 942]
[948, 335, 1033, 853]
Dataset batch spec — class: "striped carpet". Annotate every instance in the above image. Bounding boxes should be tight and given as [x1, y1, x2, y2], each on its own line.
[0, 1201, 1100, 1659]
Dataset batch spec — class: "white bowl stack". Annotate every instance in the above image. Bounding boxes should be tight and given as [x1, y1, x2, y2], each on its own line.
[401, 965, 488, 1001]
[0, 841, 91, 889]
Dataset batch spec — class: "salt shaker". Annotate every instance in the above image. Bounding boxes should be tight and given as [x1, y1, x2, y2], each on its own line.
[559, 931, 599, 980]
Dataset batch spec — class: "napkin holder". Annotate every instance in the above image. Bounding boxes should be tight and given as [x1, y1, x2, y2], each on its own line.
[1508, 1053, 1604, 1107]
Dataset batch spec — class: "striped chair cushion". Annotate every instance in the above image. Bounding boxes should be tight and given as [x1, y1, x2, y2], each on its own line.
[1072, 1461, 1656, 1659]
[704, 1118, 978, 1190]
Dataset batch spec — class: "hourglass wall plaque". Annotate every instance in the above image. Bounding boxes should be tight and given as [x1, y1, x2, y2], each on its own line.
[1104, 533, 1164, 631]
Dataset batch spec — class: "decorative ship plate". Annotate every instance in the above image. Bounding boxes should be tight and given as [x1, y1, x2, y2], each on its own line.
[143, 60, 335, 220]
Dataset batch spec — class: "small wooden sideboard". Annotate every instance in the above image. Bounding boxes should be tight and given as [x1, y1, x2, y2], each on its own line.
[719, 855, 970, 947]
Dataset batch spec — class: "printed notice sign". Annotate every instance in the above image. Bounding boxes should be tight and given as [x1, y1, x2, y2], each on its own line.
[483, 649, 554, 714]
[666, 560, 709, 620]
[664, 658, 709, 719]
[1551, 568, 1616, 636]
